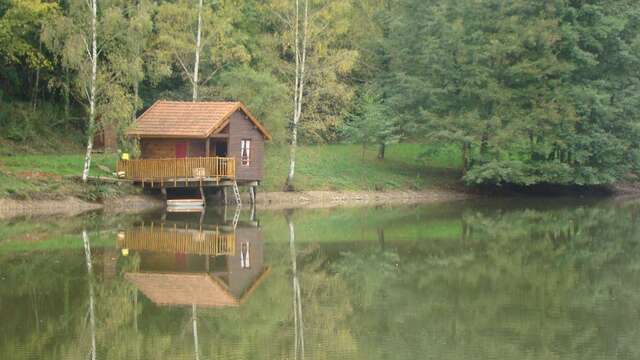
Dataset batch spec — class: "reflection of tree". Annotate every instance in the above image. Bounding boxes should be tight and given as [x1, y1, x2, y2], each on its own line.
[287, 211, 305, 359]
[3, 201, 640, 359]
[331, 202, 640, 359]
[82, 230, 97, 360]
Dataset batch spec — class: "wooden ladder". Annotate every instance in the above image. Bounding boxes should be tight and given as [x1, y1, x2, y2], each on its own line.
[232, 205, 241, 229]
[232, 181, 242, 206]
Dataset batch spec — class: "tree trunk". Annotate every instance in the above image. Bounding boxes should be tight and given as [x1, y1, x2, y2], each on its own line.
[462, 141, 470, 175]
[82, 0, 98, 182]
[377, 142, 385, 160]
[132, 81, 139, 122]
[82, 230, 97, 360]
[64, 67, 70, 126]
[192, 304, 200, 360]
[286, 211, 305, 359]
[286, 0, 309, 190]
[192, 0, 203, 102]
[32, 25, 44, 111]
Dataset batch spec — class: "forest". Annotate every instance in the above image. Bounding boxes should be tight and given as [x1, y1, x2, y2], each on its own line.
[1, 0, 640, 187]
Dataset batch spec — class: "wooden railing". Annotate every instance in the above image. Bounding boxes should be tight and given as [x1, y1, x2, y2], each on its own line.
[117, 225, 236, 256]
[116, 157, 235, 183]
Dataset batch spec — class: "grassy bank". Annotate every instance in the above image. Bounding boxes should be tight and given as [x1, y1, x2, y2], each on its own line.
[0, 143, 463, 200]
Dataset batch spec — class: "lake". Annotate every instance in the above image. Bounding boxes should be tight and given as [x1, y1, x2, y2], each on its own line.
[1, 197, 639, 359]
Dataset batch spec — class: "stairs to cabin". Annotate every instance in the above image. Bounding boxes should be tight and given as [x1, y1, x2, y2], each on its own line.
[166, 187, 205, 212]
[232, 181, 242, 205]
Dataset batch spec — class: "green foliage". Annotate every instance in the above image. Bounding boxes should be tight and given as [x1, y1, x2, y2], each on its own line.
[1, 0, 640, 188]
[0, 0, 55, 68]
[341, 86, 396, 150]
[218, 66, 290, 142]
[383, 0, 640, 186]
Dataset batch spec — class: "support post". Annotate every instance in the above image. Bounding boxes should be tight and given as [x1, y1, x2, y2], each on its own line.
[249, 186, 256, 205]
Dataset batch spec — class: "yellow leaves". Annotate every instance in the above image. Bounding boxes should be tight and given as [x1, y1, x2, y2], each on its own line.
[334, 49, 359, 75]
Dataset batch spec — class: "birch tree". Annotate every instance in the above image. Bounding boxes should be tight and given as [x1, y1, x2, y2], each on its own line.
[156, 0, 248, 101]
[81, 0, 98, 182]
[285, 0, 308, 189]
[44, 0, 137, 180]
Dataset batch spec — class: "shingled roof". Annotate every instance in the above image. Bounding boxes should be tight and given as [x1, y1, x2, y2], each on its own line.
[125, 273, 239, 308]
[126, 100, 272, 140]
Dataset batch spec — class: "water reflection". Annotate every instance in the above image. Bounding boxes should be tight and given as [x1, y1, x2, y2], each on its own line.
[117, 208, 270, 309]
[2, 199, 640, 359]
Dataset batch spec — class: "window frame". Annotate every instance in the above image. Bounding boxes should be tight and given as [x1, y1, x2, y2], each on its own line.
[240, 139, 251, 166]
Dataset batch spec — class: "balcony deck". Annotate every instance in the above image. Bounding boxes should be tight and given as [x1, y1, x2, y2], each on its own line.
[116, 157, 235, 187]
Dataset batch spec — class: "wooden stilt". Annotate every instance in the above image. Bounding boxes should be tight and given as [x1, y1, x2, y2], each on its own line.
[249, 186, 256, 205]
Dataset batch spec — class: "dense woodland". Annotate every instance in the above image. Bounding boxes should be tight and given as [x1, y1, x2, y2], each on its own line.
[1, 0, 640, 186]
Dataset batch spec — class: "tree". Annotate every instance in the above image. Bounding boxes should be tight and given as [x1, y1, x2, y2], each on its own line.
[285, 0, 308, 189]
[44, 0, 139, 180]
[155, 0, 248, 101]
[0, 0, 56, 99]
[342, 87, 395, 159]
[385, 0, 640, 186]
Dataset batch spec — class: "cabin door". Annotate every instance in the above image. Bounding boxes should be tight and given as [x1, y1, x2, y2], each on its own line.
[175, 142, 188, 158]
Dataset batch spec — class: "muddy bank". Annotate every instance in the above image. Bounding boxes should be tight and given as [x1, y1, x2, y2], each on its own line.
[0, 195, 164, 220]
[253, 189, 471, 210]
[0, 189, 470, 219]
[0, 197, 103, 219]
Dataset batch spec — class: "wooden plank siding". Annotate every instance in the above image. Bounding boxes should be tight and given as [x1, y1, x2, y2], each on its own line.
[228, 111, 265, 181]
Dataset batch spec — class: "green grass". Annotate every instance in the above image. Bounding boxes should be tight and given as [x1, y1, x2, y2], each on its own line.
[0, 143, 462, 199]
[262, 143, 462, 191]
[0, 153, 126, 199]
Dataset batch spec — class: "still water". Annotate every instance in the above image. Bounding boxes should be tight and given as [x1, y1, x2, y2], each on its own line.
[1, 198, 639, 359]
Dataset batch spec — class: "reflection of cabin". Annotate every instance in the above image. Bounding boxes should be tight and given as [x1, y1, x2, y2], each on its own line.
[119, 217, 269, 308]
[117, 101, 271, 190]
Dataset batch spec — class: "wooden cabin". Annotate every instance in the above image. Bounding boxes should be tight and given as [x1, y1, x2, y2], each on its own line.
[117, 101, 271, 203]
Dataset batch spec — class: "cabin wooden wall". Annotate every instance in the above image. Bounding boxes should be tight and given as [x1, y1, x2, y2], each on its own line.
[140, 139, 206, 159]
[140, 139, 177, 159]
[228, 111, 265, 181]
[227, 226, 264, 298]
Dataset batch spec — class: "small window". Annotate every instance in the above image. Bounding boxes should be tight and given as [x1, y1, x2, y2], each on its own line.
[240, 242, 250, 269]
[240, 139, 251, 166]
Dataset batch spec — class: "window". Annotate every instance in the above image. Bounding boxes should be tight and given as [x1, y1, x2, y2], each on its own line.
[240, 242, 250, 268]
[240, 139, 251, 166]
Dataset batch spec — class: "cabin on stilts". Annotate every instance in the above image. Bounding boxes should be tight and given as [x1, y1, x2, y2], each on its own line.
[116, 100, 272, 206]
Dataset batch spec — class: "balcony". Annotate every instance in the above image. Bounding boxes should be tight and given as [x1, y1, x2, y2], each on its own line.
[116, 157, 236, 186]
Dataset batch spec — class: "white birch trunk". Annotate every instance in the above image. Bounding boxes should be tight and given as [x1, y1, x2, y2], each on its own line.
[82, 230, 97, 360]
[192, 0, 203, 102]
[192, 303, 200, 360]
[82, 0, 98, 182]
[286, 0, 309, 188]
[287, 214, 305, 359]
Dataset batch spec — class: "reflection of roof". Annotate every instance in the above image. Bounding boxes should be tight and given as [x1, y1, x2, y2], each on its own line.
[126, 101, 272, 139]
[125, 273, 238, 308]
[125, 268, 271, 308]
[117, 227, 235, 256]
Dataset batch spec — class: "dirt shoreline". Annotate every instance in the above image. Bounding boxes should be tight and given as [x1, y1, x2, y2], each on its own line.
[0, 189, 470, 219]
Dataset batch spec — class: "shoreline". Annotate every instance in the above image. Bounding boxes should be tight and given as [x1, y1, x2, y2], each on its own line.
[0, 189, 470, 219]
[2, 183, 639, 220]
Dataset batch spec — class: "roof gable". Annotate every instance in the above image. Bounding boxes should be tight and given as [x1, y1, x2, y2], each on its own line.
[125, 273, 239, 308]
[127, 100, 272, 140]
